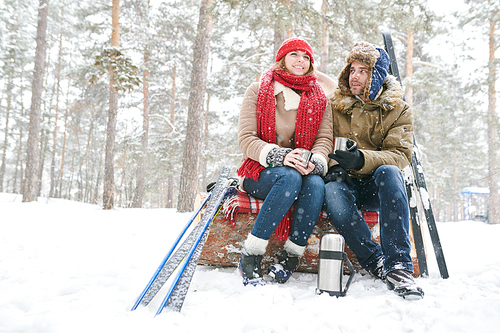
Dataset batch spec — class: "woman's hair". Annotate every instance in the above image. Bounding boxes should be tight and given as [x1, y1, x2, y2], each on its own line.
[276, 54, 315, 76]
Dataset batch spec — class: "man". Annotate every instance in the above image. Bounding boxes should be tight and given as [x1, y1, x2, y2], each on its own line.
[323, 41, 424, 300]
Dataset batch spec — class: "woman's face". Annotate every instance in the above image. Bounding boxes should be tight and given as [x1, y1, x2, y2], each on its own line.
[284, 50, 311, 76]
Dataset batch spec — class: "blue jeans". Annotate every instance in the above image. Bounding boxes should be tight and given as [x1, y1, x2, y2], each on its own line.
[323, 165, 413, 274]
[243, 167, 324, 247]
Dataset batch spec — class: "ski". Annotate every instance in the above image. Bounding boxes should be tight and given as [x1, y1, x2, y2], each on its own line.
[382, 30, 428, 277]
[410, 149, 449, 278]
[382, 30, 449, 279]
[156, 167, 233, 315]
[131, 191, 212, 310]
[403, 167, 429, 277]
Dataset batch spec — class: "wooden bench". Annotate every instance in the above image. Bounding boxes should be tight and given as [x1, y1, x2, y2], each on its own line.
[197, 191, 421, 277]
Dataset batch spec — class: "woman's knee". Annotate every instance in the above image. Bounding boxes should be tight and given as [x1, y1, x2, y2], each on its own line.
[280, 167, 303, 184]
[303, 174, 324, 192]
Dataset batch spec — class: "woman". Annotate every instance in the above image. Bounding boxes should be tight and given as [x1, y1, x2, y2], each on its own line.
[237, 38, 336, 286]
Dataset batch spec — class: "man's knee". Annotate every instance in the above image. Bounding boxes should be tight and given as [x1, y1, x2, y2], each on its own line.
[324, 181, 353, 210]
[325, 181, 347, 199]
[374, 165, 404, 187]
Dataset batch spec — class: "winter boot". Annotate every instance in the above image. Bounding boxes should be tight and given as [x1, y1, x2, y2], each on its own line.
[268, 250, 299, 284]
[368, 257, 385, 281]
[239, 253, 265, 286]
[386, 269, 424, 300]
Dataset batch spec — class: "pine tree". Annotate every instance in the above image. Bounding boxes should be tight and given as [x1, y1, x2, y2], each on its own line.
[23, 0, 49, 202]
[177, 0, 214, 212]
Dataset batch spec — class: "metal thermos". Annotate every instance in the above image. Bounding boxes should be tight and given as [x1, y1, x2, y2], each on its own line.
[317, 233, 355, 297]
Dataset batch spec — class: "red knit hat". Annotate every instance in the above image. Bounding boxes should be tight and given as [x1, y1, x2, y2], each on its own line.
[275, 38, 314, 64]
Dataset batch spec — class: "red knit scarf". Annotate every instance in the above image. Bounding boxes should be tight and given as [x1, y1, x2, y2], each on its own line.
[238, 68, 327, 181]
[237, 68, 327, 240]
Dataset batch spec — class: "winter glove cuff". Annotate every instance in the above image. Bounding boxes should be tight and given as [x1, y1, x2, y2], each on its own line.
[309, 156, 324, 176]
[328, 146, 364, 170]
[266, 147, 293, 167]
[323, 165, 354, 187]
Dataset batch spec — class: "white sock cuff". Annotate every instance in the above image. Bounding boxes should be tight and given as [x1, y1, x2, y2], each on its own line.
[284, 239, 306, 257]
[244, 234, 268, 255]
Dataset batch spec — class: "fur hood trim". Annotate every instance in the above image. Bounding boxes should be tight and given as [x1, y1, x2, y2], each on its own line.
[315, 70, 337, 98]
[331, 74, 403, 114]
[337, 42, 389, 102]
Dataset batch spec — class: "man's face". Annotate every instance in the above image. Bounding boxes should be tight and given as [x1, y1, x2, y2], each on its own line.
[349, 61, 370, 100]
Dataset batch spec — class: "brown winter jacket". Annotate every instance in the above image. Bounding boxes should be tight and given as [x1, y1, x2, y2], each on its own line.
[329, 74, 413, 177]
[238, 71, 336, 181]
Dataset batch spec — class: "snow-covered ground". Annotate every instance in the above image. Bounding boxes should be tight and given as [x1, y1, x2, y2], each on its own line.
[1, 192, 499, 333]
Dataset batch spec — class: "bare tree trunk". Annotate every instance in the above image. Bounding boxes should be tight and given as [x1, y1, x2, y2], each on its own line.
[177, 0, 213, 212]
[77, 125, 84, 201]
[37, 138, 46, 197]
[50, 30, 63, 198]
[92, 137, 106, 205]
[103, 87, 118, 209]
[59, 82, 70, 198]
[0, 84, 11, 192]
[319, 0, 329, 74]
[405, 30, 414, 105]
[23, 0, 49, 202]
[84, 107, 95, 202]
[67, 144, 75, 200]
[487, 19, 499, 224]
[14, 70, 26, 194]
[132, 3, 150, 208]
[201, 90, 210, 189]
[273, 1, 293, 56]
[103, 0, 120, 210]
[166, 63, 176, 208]
[273, 27, 285, 58]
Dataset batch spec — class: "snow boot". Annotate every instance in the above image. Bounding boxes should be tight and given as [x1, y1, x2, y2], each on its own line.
[368, 257, 385, 281]
[268, 250, 299, 284]
[386, 269, 424, 300]
[239, 253, 265, 286]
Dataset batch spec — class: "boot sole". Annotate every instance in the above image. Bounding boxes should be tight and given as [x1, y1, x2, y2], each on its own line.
[239, 261, 265, 286]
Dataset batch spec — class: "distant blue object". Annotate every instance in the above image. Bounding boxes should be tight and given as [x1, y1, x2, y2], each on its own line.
[460, 186, 499, 222]
[460, 186, 499, 195]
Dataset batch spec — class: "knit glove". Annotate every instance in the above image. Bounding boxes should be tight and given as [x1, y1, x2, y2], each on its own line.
[323, 165, 354, 187]
[309, 156, 324, 176]
[328, 140, 364, 170]
[266, 147, 293, 167]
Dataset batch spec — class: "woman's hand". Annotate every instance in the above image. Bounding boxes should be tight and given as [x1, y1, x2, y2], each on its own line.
[283, 149, 315, 175]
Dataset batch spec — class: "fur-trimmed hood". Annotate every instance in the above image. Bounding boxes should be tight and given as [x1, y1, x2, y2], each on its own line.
[315, 70, 337, 98]
[331, 74, 404, 114]
[337, 42, 390, 102]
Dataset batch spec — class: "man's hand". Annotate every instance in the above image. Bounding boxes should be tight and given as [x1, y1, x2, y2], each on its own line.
[323, 165, 354, 187]
[329, 140, 364, 170]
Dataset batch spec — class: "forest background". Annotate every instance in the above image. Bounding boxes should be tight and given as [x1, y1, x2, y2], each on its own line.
[0, 0, 498, 222]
